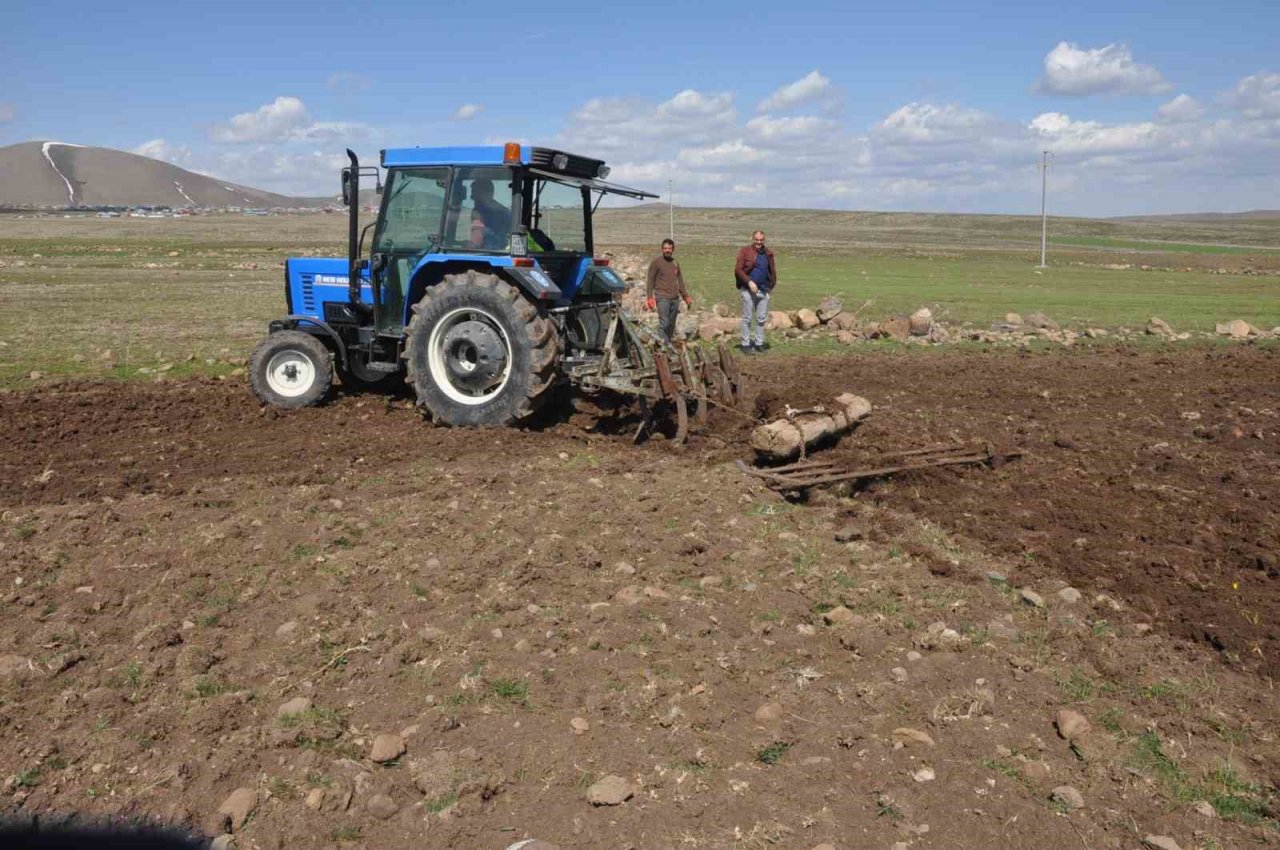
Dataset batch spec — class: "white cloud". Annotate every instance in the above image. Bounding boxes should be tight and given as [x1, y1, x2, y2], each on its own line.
[873, 102, 1003, 145]
[559, 88, 737, 157]
[1222, 71, 1280, 119]
[757, 70, 836, 112]
[677, 140, 765, 168]
[131, 138, 193, 165]
[746, 114, 838, 144]
[0, 103, 13, 123]
[1157, 94, 1204, 123]
[1029, 111, 1163, 155]
[326, 72, 371, 94]
[451, 103, 484, 121]
[1036, 42, 1172, 96]
[210, 96, 367, 143]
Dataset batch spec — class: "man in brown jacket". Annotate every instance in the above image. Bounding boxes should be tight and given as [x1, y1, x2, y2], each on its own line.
[646, 238, 692, 344]
[735, 230, 777, 352]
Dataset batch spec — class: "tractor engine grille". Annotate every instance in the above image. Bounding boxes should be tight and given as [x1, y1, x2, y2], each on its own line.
[299, 273, 316, 312]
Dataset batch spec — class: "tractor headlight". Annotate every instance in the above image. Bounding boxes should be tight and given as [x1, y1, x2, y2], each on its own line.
[552, 153, 569, 171]
[597, 165, 611, 179]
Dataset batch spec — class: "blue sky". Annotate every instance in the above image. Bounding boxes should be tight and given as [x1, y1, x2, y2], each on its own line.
[4, 0, 1279, 215]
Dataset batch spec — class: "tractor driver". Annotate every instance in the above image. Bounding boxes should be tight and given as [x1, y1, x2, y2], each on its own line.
[468, 178, 512, 250]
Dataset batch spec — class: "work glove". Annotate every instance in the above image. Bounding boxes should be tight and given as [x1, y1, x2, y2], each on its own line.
[646, 297, 656, 310]
[683, 295, 693, 307]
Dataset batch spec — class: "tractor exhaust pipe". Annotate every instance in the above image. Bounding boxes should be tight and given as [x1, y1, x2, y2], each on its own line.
[345, 148, 361, 307]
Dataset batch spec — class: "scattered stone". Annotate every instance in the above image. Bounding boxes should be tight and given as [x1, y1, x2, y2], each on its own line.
[1055, 709, 1091, 741]
[1143, 836, 1183, 850]
[891, 727, 935, 748]
[1057, 587, 1082, 604]
[754, 702, 784, 723]
[912, 766, 936, 782]
[275, 621, 299, 640]
[505, 842, 562, 850]
[1146, 317, 1174, 337]
[1017, 757, 1051, 782]
[1005, 312, 1024, 325]
[210, 836, 235, 850]
[1216, 319, 1254, 339]
[1051, 785, 1085, 810]
[795, 309, 821, 330]
[881, 316, 911, 342]
[586, 774, 634, 806]
[304, 788, 324, 810]
[1191, 800, 1217, 818]
[908, 307, 933, 336]
[370, 733, 406, 763]
[817, 295, 844, 322]
[699, 575, 724, 589]
[808, 845, 837, 850]
[1019, 588, 1046, 608]
[613, 586, 644, 605]
[767, 311, 794, 330]
[276, 697, 311, 719]
[834, 330, 857, 345]
[891, 667, 909, 683]
[906, 651, 922, 662]
[216, 787, 257, 832]
[514, 638, 532, 653]
[0, 655, 34, 678]
[1024, 312, 1058, 330]
[822, 606, 856, 626]
[833, 525, 864, 543]
[570, 717, 590, 735]
[365, 793, 399, 819]
[613, 561, 636, 575]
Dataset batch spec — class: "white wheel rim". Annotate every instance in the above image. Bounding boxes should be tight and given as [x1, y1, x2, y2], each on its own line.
[265, 349, 317, 398]
[427, 306, 513, 406]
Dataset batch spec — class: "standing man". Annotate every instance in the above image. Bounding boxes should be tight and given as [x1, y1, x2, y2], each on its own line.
[735, 230, 777, 352]
[646, 238, 692, 344]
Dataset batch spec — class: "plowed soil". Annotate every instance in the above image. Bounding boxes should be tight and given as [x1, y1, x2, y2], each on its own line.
[1, 345, 1277, 850]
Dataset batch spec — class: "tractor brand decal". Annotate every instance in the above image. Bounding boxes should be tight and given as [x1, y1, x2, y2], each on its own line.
[528, 270, 553, 288]
[315, 274, 349, 284]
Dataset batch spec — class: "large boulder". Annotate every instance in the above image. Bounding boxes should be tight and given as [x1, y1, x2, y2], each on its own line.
[767, 311, 794, 330]
[881, 316, 911, 342]
[674, 313, 699, 341]
[698, 316, 741, 340]
[817, 296, 844, 323]
[712, 302, 732, 318]
[828, 313, 861, 332]
[1005, 312, 1024, 325]
[1146, 317, 1175, 337]
[908, 307, 933, 337]
[1216, 319, 1256, 339]
[795, 309, 821, 330]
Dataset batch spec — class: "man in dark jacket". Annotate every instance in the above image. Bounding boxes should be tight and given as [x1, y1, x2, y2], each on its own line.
[735, 230, 777, 352]
[646, 238, 692, 344]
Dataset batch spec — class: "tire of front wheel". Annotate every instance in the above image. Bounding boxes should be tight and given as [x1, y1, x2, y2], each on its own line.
[248, 329, 334, 409]
[404, 270, 559, 426]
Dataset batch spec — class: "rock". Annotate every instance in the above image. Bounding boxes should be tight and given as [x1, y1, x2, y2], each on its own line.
[1146, 317, 1174, 337]
[1019, 588, 1046, 608]
[908, 307, 933, 336]
[586, 774, 634, 806]
[1191, 800, 1217, 818]
[891, 727, 935, 748]
[817, 296, 844, 322]
[881, 316, 911, 342]
[370, 733, 406, 763]
[275, 621, 299, 640]
[833, 525, 864, 543]
[570, 717, 590, 735]
[506, 842, 563, 850]
[1005, 312, 1024, 325]
[890, 667, 909, 683]
[767, 311, 794, 330]
[1216, 319, 1254, 339]
[304, 788, 324, 810]
[795, 309, 821, 330]
[912, 766, 936, 782]
[834, 330, 857, 345]
[1024, 312, 1058, 330]
[514, 638, 532, 653]
[210, 836, 235, 850]
[1057, 587, 1082, 604]
[613, 586, 644, 605]
[1143, 837, 1182, 850]
[712, 302, 732, 318]
[0, 655, 34, 678]
[216, 787, 257, 832]
[822, 606, 856, 626]
[809, 845, 837, 850]
[906, 651, 922, 662]
[365, 792, 399, 819]
[276, 697, 311, 718]
[1051, 785, 1085, 810]
[1055, 709, 1091, 741]
[697, 316, 740, 340]
[754, 702, 784, 723]
[1017, 757, 1051, 782]
[828, 312, 861, 332]
[698, 575, 724, 589]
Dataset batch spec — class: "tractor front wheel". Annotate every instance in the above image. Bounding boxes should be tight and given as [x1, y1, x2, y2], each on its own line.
[248, 330, 333, 409]
[404, 271, 559, 426]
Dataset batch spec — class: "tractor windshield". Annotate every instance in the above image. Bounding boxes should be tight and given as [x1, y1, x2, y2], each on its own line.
[527, 178, 587, 254]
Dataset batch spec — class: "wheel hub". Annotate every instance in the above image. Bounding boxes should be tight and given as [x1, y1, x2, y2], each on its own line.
[440, 320, 507, 394]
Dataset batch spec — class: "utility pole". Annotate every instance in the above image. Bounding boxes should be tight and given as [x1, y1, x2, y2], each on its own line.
[1038, 150, 1050, 268]
[668, 179, 674, 241]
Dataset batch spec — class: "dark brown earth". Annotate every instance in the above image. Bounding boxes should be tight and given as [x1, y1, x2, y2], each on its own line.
[1, 345, 1277, 850]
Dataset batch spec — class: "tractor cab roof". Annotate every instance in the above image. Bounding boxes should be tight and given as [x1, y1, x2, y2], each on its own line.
[380, 145, 657, 200]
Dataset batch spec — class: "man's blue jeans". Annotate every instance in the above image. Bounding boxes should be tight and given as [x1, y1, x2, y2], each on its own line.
[741, 287, 770, 346]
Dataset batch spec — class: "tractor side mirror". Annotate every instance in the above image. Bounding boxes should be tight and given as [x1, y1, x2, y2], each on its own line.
[341, 168, 352, 206]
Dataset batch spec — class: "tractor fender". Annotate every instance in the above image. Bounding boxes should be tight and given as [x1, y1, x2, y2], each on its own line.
[405, 255, 562, 319]
[270, 315, 350, 370]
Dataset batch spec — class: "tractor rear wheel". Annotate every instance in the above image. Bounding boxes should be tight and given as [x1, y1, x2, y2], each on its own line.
[248, 330, 333, 409]
[404, 270, 559, 426]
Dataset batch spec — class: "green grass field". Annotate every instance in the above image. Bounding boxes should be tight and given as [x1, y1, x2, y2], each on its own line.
[1, 209, 1277, 385]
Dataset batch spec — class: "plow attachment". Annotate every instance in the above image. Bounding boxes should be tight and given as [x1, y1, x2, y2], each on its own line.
[569, 310, 744, 445]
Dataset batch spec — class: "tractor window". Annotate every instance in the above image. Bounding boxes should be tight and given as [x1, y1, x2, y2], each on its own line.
[442, 166, 516, 252]
[374, 168, 449, 255]
[528, 179, 587, 253]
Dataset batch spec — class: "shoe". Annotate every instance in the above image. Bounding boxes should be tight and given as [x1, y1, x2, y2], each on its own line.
[754, 342, 771, 352]
[738, 344, 754, 354]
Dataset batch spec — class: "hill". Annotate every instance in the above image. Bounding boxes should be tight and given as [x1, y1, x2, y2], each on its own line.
[0, 141, 326, 209]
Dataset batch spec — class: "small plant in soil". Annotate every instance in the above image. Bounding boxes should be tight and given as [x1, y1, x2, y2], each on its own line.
[756, 741, 792, 765]
[16, 768, 41, 787]
[873, 791, 903, 820]
[490, 678, 530, 706]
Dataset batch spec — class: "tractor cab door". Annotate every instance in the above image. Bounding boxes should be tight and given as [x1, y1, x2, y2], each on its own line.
[371, 167, 449, 334]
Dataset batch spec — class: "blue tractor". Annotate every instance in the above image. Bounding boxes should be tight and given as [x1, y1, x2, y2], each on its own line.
[248, 143, 742, 441]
